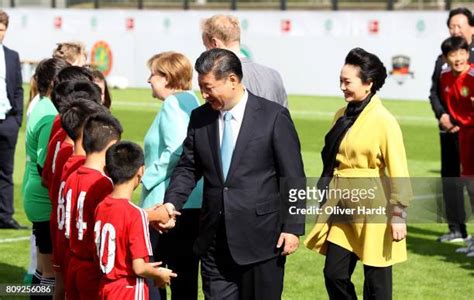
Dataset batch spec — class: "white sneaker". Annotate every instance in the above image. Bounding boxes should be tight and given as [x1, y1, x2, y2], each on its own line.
[456, 238, 474, 253]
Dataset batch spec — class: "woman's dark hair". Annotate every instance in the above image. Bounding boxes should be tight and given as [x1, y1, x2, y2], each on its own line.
[344, 48, 387, 93]
[447, 7, 474, 27]
[105, 141, 144, 185]
[51, 80, 102, 112]
[441, 36, 470, 56]
[53, 66, 93, 88]
[34, 58, 70, 97]
[195, 48, 243, 81]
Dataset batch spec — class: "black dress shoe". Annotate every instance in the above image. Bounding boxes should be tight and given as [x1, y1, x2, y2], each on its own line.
[0, 218, 28, 229]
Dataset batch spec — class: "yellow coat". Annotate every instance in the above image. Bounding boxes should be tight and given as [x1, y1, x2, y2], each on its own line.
[304, 96, 412, 267]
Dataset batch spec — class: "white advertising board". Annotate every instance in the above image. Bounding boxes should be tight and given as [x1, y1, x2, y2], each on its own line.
[3, 9, 451, 100]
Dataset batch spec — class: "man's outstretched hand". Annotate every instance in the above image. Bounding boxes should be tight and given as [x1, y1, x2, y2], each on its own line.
[150, 203, 181, 233]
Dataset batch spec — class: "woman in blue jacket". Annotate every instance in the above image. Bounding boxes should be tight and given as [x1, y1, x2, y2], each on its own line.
[141, 51, 202, 300]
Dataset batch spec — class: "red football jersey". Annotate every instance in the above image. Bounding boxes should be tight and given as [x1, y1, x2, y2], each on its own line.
[440, 64, 474, 127]
[42, 115, 64, 188]
[68, 166, 113, 260]
[49, 142, 73, 270]
[59, 155, 86, 238]
[48, 141, 73, 214]
[94, 196, 153, 281]
[53, 154, 86, 272]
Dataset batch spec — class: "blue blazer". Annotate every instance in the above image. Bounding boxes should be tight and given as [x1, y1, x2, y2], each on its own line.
[140, 91, 203, 209]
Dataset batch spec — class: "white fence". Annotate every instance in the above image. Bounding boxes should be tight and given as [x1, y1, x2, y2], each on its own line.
[4, 9, 452, 100]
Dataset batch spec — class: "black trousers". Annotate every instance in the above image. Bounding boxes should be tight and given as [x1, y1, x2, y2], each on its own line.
[149, 208, 201, 300]
[439, 131, 467, 235]
[200, 220, 285, 300]
[0, 115, 19, 223]
[324, 242, 392, 300]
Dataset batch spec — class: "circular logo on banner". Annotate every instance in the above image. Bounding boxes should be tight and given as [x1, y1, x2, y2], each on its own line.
[90, 41, 113, 76]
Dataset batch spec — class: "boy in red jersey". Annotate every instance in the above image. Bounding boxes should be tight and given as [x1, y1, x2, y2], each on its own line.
[43, 65, 96, 188]
[64, 112, 122, 300]
[53, 98, 105, 299]
[440, 36, 474, 177]
[95, 141, 177, 300]
[440, 36, 474, 256]
[54, 98, 104, 296]
[43, 79, 100, 190]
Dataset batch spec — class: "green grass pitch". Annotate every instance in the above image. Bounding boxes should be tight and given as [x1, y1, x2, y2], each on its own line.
[0, 87, 473, 299]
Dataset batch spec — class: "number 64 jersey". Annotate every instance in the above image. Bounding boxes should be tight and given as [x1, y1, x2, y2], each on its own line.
[94, 195, 153, 299]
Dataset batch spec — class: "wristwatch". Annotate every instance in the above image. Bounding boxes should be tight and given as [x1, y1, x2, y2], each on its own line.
[392, 210, 407, 219]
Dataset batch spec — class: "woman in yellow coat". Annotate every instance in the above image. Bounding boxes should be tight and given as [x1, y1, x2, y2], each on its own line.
[305, 48, 411, 300]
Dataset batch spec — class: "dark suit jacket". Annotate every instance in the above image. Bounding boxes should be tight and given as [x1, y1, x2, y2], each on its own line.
[164, 92, 305, 265]
[3, 45, 23, 126]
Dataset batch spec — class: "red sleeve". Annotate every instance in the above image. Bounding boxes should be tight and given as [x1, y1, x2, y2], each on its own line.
[128, 207, 153, 260]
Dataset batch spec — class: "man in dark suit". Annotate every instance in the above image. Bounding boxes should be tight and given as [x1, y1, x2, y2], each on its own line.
[0, 10, 25, 229]
[162, 48, 305, 299]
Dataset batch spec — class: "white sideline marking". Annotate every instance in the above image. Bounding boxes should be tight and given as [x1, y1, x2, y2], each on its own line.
[0, 236, 30, 244]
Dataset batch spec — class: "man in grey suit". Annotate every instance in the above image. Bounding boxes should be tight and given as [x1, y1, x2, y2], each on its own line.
[163, 49, 305, 299]
[202, 14, 288, 108]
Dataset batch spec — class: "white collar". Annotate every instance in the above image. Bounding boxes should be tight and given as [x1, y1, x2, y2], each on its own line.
[220, 88, 248, 122]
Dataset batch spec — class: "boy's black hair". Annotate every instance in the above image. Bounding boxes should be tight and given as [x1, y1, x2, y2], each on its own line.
[441, 36, 470, 57]
[82, 112, 123, 154]
[60, 99, 105, 141]
[51, 80, 102, 112]
[35, 58, 70, 96]
[105, 141, 144, 185]
[53, 66, 93, 88]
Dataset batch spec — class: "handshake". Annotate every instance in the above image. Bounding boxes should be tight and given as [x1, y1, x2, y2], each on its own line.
[145, 203, 180, 233]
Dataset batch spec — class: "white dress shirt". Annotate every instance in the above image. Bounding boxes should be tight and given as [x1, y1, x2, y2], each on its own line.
[218, 88, 248, 148]
[0, 45, 11, 120]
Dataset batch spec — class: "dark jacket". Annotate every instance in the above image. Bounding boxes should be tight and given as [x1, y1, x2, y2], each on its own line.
[164, 92, 305, 265]
[4, 45, 23, 126]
